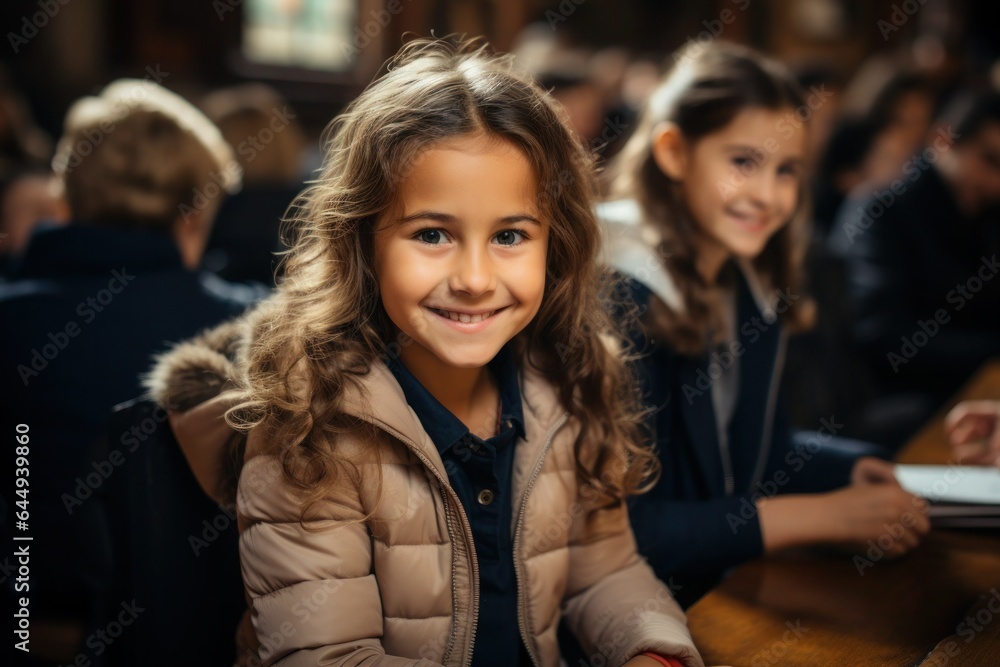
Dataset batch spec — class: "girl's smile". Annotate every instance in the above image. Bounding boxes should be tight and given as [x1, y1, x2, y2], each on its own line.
[724, 206, 770, 232]
[426, 304, 511, 330]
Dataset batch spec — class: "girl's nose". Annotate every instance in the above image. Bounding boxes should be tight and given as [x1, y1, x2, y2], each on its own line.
[752, 170, 779, 208]
[449, 244, 496, 296]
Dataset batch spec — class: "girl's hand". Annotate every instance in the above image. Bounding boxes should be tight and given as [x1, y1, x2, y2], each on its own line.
[758, 485, 930, 555]
[944, 400, 1000, 467]
[850, 456, 900, 486]
[823, 484, 931, 557]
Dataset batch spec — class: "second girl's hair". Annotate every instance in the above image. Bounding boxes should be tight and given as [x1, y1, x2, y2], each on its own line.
[230, 37, 657, 522]
[608, 41, 814, 355]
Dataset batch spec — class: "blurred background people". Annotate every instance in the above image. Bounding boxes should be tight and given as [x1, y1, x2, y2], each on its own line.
[0, 79, 266, 667]
[0, 64, 52, 182]
[836, 91, 1000, 446]
[199, 84, 307, 286]
[0, 169, 67, 277]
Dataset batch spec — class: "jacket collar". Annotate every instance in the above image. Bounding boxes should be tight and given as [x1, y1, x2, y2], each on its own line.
[598, 198, 780, 321]
[599, 199, 685, 313]
[338, 352, 568, 488]
[384, 343, 527, 456]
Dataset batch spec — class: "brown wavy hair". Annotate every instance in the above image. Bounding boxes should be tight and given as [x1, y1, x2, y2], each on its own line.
[228, 37, 657, 522]
[607, 41, 815, 356]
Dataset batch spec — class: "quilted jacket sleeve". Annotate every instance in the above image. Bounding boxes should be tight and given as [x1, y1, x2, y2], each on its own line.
[561, 496, 706, 667]
[237, 437, 444, 667]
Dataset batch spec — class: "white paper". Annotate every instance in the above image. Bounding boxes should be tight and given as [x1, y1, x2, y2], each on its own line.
[894, 464, 1000, 505]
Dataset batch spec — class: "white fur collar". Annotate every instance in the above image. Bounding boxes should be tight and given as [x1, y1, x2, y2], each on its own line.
[598, 199, 778, 322]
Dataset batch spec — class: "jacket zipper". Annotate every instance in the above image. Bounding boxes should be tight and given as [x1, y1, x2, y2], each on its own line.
[370, 419, 480, 667]
[512, 411, 570, 667]
[717, 426, 735, 496]
[749, 330, 787, 490]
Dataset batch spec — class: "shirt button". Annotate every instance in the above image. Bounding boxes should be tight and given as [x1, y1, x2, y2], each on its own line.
[477, 489, 495, 505]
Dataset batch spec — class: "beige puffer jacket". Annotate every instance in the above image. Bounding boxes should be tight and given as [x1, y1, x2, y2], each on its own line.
[147, 308, 704, 667]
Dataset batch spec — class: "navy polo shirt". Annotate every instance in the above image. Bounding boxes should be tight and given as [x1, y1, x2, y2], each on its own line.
[386, 344, 532, 666]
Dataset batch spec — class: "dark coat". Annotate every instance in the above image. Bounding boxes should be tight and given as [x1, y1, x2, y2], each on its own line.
[0, 222, 267, 633]
[834, 164, 1000, 403]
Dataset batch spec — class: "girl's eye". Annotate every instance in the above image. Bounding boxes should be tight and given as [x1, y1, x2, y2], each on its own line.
[495, 229, 526, 246]
[415, 228, 448, 245]
[779, 164, 802, 178]
[732, 156, 757, 169]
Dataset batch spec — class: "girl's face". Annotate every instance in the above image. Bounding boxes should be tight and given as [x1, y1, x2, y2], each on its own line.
[655, 107, 806, 267]
[374, 133, 549, 371]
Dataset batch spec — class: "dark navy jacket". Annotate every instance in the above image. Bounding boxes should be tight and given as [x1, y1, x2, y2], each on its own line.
[600, 200, 857, 608]
[0, 222, 267, 626]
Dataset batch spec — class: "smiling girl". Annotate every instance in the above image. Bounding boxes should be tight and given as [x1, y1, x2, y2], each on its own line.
[601, 42, 930, 608]
[154, 38, 708, 667]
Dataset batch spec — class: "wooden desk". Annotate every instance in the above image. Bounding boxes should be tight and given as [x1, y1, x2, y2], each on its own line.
[686, 363, 1000, 666]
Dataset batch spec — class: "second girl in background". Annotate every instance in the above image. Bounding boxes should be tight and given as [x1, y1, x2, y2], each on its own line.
[601, 42, 931, 608]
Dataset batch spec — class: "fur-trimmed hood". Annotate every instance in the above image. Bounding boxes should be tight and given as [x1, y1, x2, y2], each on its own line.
[143, 307, 255, 413]
[141, 302, 270, 506]
[598, 198, 781, 321]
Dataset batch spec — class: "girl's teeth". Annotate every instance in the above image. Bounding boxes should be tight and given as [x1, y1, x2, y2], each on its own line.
[434, 308, 494, 323]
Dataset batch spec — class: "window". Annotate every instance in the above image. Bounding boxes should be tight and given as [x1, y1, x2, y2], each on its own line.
[242, 0, 359, 72]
